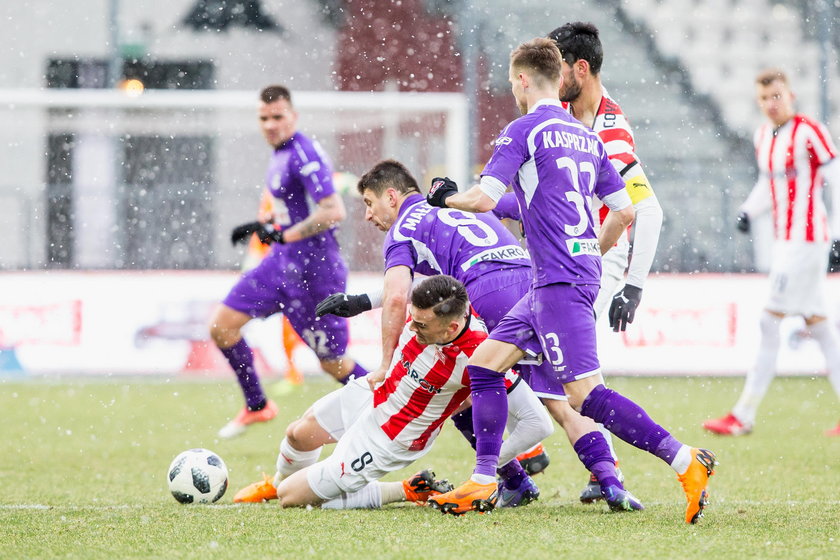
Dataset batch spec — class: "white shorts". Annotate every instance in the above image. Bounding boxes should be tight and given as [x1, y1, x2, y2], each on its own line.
[594, 242, 629, 319]
[766, 241, 829, 317]
[312, 377, 373, 441]
[306, 410, 432, 500]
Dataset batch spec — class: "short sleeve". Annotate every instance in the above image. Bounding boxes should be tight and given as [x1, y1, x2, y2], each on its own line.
[294, 138, 336, 203]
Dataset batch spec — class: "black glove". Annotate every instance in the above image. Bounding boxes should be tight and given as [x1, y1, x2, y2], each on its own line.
[427, 177, 458, 208]
[230, 221, 284, 246]
[315, 293, 372, 318]
[829, 239, 840, 273]
[736, 211, 750, 233]
[608, 284, 642, 332]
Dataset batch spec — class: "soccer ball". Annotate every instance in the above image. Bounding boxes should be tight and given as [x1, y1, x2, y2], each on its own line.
[166, 448, 228, 504]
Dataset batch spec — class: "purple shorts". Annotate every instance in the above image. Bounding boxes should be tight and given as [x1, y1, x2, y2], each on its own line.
[489, 283, 601, 399]
[223, 249, 349, 360]
[467, 266, 531, 330]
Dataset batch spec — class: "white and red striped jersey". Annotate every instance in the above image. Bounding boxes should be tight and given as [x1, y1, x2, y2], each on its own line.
[743, 114, 838, 243]
[563, 87, 656, 221]
[372, 313, 515, 452]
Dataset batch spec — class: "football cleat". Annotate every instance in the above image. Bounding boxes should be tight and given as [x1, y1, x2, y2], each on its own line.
[218, 399, 279, 439]
[702, 413, 752, 436]
[427, 479, 498, 516]
[678, 448, 717, 524]
[402, 469, 454, 504]
[601, 484, 644, 512]
[497, 474, 540, 508]
[516, 443, 550, 476]
[233, 473, 278, 503]
[580, 466, 624, 504]
[825, 422, 840, 437]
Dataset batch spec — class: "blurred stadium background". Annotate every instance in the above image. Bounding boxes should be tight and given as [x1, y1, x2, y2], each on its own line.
[1, 0, 837, 275]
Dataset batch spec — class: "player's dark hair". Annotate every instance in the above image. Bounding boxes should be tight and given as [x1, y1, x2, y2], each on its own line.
[411, 275, 469, 320]
[548, 22, 603, 75]
[260, 85, 292, 105]
[510, 37, 562, 85]
[755, 68, 788, 87]
[357, 159, 422, 197]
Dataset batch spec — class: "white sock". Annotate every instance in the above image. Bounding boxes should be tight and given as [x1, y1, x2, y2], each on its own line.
[498, 381, 554, 465]
[670, 445, 693, 475]
[470, 473, 496, 485]
[321, 482, 382, 510]
[274, 437, 322, 486]
[378, 481, 406, 505]
[809, 319, 840, 397]
[732, 311, 782, 425]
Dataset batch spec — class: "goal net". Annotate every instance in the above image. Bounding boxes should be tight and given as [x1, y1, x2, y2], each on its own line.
[0, 88, 468, 271]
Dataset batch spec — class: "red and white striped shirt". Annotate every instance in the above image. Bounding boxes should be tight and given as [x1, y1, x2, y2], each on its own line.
[745, 114, 838, 243]
[372, 314, 501, 452]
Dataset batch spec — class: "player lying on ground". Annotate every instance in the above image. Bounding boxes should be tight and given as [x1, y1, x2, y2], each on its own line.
[424, 38, 716, 523]
[316, 159, 645, 510]
[234, 275, 553, 509]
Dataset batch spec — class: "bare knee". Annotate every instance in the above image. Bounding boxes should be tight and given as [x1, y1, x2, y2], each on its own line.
[285, 410, 329, 452]
[208, 305, 249, 348]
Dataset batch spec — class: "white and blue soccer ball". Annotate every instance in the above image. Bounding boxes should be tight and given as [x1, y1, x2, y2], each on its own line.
[167, 448, 228, 504]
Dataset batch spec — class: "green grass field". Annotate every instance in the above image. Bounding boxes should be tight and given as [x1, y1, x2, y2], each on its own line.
[1, 375, 838, 559]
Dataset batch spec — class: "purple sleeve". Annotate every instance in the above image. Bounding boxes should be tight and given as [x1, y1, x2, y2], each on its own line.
[481, 122, 528, 186]
[492, 193, 521, 220]
[295, 139, 336, 203]
[593, 145, 625, 200]
[383, 237, 417, 272]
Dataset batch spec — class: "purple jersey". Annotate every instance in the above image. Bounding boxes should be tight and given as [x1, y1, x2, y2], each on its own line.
[266, 131, 341, 258]
[481, 99, 625, 286]
[383, 193, 530, 286]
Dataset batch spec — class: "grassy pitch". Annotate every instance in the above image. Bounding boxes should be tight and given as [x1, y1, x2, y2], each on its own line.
[1, 375, 838, 559]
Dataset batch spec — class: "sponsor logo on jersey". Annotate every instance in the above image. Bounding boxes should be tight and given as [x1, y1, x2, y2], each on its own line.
[400, 204, 435, 232]
[401, 358, 443, 394]
[566, 238, 600, 257]
[541, 130, 600, 155]
[460, 244, 530, 271]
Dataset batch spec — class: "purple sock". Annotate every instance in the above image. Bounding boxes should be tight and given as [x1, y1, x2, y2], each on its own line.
[573, 431, 621, 489]
[220, 338, 265, 410]
[469, 365, 508, 478]
[338, 362, 368, 385]
[497, 460, 527, 488]
[580, 384, 683, 464]
[451, 407, 477, 449]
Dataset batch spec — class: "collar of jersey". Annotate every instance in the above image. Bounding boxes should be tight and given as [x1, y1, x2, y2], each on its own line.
[397, 193, 426, 219]
[529, 98, 564, 114]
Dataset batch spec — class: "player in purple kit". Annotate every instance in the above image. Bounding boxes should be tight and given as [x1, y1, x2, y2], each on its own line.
[426, 38, 717, 524]
[317, 159, 642, 510]
[210, 85, 367, 439]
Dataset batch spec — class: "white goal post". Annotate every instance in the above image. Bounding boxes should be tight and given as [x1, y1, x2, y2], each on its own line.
[0, 88, 468, 270]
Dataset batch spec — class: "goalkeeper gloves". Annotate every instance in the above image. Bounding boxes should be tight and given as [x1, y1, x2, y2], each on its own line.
[316, 293, 372, 318]
[830, 240, 840, 273]
[426, 177, 458, 208]
[735, 211, 750, 233]
[608, 284, 642, 332]
[230, 221, 285, 246]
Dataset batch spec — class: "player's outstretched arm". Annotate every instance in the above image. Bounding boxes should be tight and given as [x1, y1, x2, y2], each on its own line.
[427, 176, 499, 213]
[368, 265, 413, 389]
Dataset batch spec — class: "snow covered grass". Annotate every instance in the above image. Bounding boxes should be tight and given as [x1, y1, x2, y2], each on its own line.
[1, 376, 837, 559]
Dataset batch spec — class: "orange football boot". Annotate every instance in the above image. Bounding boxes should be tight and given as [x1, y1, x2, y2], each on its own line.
[401, 469, 454, 504]
[677, 448, 717, 524]
[427, 479, 498, 515]
[218, 399, 279, 439]
[233, 473, 278, 503]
